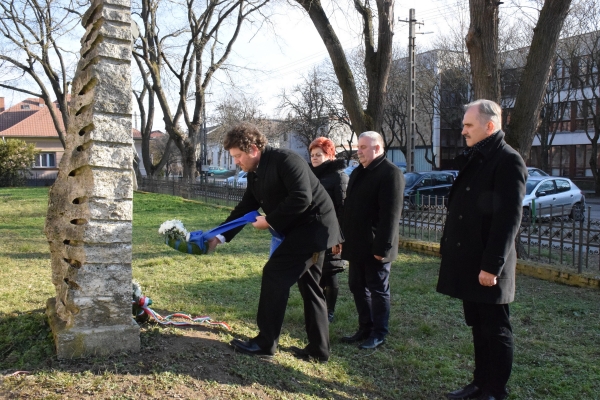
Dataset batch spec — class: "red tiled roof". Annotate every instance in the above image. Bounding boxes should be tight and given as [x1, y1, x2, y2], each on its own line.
[0, 98, 143, 140]
[0, 98, 47, 133]
[150, 130, 165, 139]
[0, 101, 64, 137]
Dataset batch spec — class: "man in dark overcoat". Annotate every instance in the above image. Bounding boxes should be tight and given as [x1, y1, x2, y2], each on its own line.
[341, 131, 404, 349]
[438, 100, 527, 400]
[207, 122, 343, 362]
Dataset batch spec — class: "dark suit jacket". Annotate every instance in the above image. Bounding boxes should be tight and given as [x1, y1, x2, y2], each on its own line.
[437, 130, 527, 304]
[341, 155, 404, 263]
[221, 146, 343, 255]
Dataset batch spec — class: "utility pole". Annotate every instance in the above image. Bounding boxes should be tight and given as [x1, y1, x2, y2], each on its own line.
[202, 105, 208, 167]
[399, 9, 424, 173]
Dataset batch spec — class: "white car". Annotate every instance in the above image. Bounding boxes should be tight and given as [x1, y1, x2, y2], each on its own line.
[224, 171, 248, 188]
[522, 176, 585, 221]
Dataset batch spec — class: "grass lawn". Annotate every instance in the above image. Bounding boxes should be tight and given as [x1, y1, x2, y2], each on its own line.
[0, 187, 599, 399]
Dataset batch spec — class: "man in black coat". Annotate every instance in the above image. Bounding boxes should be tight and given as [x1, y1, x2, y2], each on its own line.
[207, 122, 343, 362]
[340, 131, 404, 349]
[438, 100, 527, 400]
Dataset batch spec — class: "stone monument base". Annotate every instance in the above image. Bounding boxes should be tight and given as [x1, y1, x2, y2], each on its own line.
[46, 298, 140, 359]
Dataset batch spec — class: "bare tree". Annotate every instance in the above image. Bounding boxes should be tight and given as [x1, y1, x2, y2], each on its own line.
[467, 0, 573, 159]
[505, 0, 572, 158]
[558, 1, 600, 193]
[0, 0, 83, 148]
[132, 62, 173, 176]
[466, 0, 501, 102]
[210, 93, 268, 166]
[533, 61, 573, 173]
[277, 67, 334, 149]
[132, 0, 271, 180]
[292, 0, 394, 134]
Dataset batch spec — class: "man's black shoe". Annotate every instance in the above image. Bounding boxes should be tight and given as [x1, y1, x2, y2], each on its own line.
[358, 336, 385, 349]
[446, 383, 482, 400]
[289, 346, 329, 363]
[340, 328, 371, 343]
[230, 339, 274, 359]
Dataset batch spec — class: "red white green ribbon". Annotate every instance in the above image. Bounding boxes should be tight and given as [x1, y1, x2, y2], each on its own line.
[134, 296, 231, 330]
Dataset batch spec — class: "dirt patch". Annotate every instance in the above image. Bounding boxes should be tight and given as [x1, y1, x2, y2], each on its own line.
[0, 320, 280, 399]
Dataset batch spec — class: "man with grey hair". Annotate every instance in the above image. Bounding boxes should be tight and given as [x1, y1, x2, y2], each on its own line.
[438, 99, 527, 400]
[340, 131, 404, 349]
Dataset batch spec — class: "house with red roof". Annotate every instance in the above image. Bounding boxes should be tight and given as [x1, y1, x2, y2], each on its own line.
[0, 97, 144, 178]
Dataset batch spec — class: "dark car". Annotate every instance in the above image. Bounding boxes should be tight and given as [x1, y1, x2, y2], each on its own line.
[527, 167, 549, 177]
[403, 171, 455, 207]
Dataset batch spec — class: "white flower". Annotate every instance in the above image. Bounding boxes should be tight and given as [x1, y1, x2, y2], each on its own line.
[158, 219, 188, 241]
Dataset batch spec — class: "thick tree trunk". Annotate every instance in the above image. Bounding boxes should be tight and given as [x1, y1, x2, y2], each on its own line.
[295, 0, 367, 133]
[295, 0, 394, 134]
[505, 0, 572, 159]
[466, 0, 500, 103]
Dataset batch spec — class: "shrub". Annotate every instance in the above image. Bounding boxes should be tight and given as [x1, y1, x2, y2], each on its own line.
[0, 138, 38, 187]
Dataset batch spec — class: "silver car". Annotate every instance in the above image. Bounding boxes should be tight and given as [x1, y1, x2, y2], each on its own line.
[523, 176, 585, 221]
[224, 171, 248, 188]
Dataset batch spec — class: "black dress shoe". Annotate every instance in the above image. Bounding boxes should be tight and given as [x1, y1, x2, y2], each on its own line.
[446, 383, 482, 400]
[230, 339, 274, 359]
[358, 336, 385, 349]
[289, 346, 329, 363]
[341, 328, 371, 343]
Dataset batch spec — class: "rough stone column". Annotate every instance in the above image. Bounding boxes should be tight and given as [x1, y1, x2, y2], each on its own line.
[44, 0, 139, 358]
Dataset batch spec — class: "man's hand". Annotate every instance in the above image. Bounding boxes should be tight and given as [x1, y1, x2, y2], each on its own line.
[374, 255, 383, 261]
[206, 237, 221, 254]
[332, 243, 342, 255]
[252, 216, 269, 230]
[479, 270, 498, 287]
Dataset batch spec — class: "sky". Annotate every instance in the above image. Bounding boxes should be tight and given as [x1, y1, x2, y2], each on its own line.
[206, 0, 470, 124]
[3, 0, 532, 132]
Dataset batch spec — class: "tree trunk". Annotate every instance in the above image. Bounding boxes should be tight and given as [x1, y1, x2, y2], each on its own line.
[294, 0, 394, 134]
[466, 0, 500, 103]
[504, 0, 572, 159]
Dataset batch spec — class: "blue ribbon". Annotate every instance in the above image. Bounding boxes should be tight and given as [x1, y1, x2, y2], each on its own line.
[187, 211, 261, 253]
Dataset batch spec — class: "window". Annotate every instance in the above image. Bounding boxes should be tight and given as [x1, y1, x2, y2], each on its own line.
[537, 180, 556, 196]
[555, 179, 571, 193]
[34, 153, 56, 168]
[21, 104, 30, 110]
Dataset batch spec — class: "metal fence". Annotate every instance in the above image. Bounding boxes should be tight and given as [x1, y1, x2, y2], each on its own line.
[400, 195, 600, 272]
[138, 176, 246, 207]
[26, 172, 58, 187]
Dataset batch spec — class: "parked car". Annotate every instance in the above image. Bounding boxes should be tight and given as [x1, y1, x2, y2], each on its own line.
[443, 170, 459, 178]
[224, 171, 248, 188]
[527, 167, 549, 176]
[393, 161, 407, 173]
[403, 171, 455, 207]
[522, 176, 585, 221]
[344, 164, 358, 176]
[206, 167, 233, 177]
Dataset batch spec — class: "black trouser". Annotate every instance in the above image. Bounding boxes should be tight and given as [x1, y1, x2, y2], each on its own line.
[319, 272, 339, 313]
[254, 250, 329, 357]
[463, 300, 513, 398]
[348, 259, 391, 339]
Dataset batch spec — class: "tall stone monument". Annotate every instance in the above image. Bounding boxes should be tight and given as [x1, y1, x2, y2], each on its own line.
[44, 0, 139, 358]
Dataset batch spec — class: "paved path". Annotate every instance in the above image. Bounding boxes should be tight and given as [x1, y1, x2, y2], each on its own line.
[583, 194, 600, 220]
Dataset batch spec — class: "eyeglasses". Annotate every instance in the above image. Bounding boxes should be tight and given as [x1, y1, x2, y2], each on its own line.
[310, 153, 325, 158]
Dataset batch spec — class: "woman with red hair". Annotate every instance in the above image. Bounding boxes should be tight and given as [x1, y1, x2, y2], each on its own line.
[308, 137, 349, 323]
